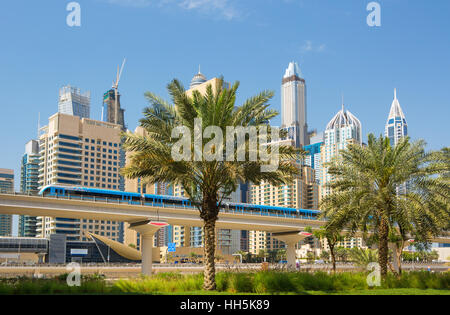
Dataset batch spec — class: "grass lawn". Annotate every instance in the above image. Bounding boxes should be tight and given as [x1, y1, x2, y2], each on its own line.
[1, 271, 448, 295]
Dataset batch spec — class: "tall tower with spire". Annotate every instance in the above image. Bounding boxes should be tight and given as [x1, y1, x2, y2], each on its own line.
[281, 61, 308, 147]
[385, 89, 408, 146]
[320, 101, 362, 197]
[190, 65, 207, 89]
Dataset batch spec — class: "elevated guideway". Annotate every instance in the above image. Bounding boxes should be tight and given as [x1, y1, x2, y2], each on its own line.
[0, 193, 323, 274]
[0, 193, 449, 274]
[0, 193, 324, 232]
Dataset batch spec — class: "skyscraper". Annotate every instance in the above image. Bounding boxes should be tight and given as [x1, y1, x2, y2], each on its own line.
[321, 103, 362, 198]
[304, 132, 324, 184]
[58, 85, 91, 119]
[189, 67, 207, 90]
[249, 165, 319, 254]
[0, 168, 14, 236]
[385, 89, 408, 146]
[103, 89, 126, 130]
[385, 89, 409, 196]
[281, 62, 309, 147]
[20, 140, 40, 194]
[103, 87, 127, 192]
[37, 113, 123, 242]
[19, 140, 40, 237]
[320, 103, 364, 249]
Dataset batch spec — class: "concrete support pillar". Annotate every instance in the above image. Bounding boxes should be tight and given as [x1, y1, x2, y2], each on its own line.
[286, 242, 297, 268]
[128, 220, 169, 276]
[141, 234, 154, 276]
[272, 231, 312, 270]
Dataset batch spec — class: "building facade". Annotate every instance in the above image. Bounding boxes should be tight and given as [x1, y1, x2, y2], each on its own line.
[102, 88, 127, 192]
[320, 104, 362, 198]
[385, 89, 408, 146]
[123, 126, 173, 251]
[281, 62, 309, 147]
[248, 165, 319, 254]
[0, 169, 14, 236]
[58, 85, 91, 119]
[170, 71, 241, 254]
[19, 140, 41, 237]
[320, 104, 363, 249]
[303, 133, 324, 185]
[37, 113, 123, 242]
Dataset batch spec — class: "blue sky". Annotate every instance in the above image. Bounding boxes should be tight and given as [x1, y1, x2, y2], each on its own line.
[0, 0, 449, 194]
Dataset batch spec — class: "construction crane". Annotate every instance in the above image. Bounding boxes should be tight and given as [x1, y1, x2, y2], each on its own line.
[112, 58, 126, 125]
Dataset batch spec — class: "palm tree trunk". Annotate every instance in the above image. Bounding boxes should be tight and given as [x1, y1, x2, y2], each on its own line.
[397, 240, 405, 275]
[329, 242, 336, 273]
[378, 217, 389, 278]
[203, 218, 216, 290]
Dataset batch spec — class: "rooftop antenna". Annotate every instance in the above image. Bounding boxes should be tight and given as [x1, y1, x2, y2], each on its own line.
[341, 94, 345, 111]
[394, 88, 397, 100]
[112, 58, 126, 125]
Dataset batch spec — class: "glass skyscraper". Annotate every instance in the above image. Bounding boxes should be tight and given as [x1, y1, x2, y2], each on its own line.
[19, 140, 40, 237]
[304, 132, 324, 184]
[321, 104, 362, 198]
[385, 89, 408, 146]
[385, 89, 409, 195]
[0, 168, 14, 236]
[281, 62, 309, 147]
[58, 85, 91, 119]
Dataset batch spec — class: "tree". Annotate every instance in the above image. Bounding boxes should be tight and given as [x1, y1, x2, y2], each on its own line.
[257, 249, 268, 262]
[267, 250, 278, 263]
[335, 247, 349, 262]
[306, 251, 315, 263]
[320, 250, 330, 262]
[348, 247, 378, 268]
[320, 135, 449, 278]
[121, 78, 301, 290]
[312, 226, 343, 273]
[276, 249, 287, 262]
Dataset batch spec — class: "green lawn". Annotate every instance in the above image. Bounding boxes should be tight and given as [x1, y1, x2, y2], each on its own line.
[1, 271, 448, 295]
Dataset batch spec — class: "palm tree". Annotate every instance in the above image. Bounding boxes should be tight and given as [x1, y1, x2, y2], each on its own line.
[348, 247, 378, 268]
[320, 134, 449, 278]
[121, 78, 301, 290]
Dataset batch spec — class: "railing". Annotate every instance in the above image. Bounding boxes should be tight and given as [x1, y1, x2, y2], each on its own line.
[3, 192, 321, 221]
